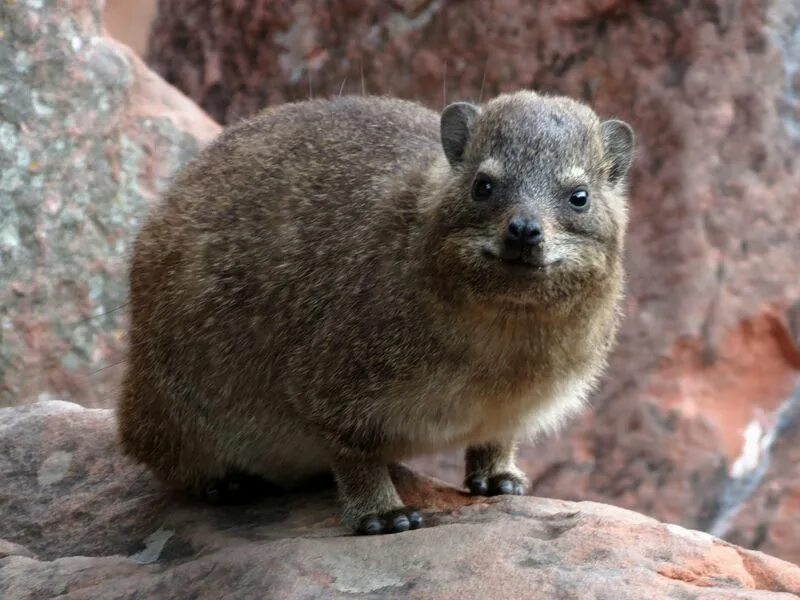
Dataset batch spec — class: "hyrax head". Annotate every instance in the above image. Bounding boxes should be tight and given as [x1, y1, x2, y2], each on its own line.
[429, 91, 634, 307]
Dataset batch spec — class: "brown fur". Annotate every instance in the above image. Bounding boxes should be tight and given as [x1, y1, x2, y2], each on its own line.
[117, 91, 634, 534]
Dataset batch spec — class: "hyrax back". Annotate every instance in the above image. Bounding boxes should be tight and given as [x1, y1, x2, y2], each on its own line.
[118, 92, 633, 534]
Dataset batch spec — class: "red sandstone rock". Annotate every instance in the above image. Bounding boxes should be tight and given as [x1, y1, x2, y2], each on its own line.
[2, 402, 800, 599]
[147, 0, 800, 563]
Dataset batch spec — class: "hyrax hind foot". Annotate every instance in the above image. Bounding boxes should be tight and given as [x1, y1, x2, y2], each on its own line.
[465, 441, 529, 497]
[199, 469, 279, 505]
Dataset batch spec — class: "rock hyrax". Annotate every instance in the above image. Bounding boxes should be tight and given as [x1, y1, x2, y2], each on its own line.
[118, 91, 634, 534]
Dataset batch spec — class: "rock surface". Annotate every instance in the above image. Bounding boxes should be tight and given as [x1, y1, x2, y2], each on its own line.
[0, 0, 220, 408]
[2, 402, 800, 599]
[147, 0, 800, 563]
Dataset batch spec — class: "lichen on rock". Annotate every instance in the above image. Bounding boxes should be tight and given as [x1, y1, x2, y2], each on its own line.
[0, 0, 220, 407]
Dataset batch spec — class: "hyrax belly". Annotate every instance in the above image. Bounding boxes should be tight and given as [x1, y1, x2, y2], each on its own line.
[248, 426, 332, 488]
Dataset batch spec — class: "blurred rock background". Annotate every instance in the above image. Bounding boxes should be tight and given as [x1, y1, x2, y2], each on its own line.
[103, 0, 157, 57]
[3, 0, 799, 569]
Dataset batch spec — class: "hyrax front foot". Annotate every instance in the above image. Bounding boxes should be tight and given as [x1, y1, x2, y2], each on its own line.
[466, 472, 527, 496]
[333, 457, 423, 535]
[465, 441, 529, 497]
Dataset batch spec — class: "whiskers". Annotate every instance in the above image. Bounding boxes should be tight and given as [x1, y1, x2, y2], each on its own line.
[88, 358, 128, 377]
[360, 61, 366, 96]
[478, 56, 489, 105]
[68, 301, 129, 327]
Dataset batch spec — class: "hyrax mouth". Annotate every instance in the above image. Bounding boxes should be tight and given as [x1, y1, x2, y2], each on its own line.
[504, 256, 552, 270]
[482, 248, 562, 273]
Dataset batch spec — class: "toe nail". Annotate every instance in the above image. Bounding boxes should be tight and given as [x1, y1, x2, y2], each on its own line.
[392, 515, 410, 533]
[408, 511, 422, 529]
[363, 517, 383, 535]
[498, 480, 514, 495]
[469, 478, 488, 494]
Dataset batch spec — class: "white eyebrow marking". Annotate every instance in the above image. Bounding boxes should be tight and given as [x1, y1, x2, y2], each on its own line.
[478, 157, 505, 178]
[563, 166, 587, 181]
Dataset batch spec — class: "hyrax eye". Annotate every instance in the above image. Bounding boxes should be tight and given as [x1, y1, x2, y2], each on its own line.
[568, 188, 590, 212]
[472, 174, 494, 201]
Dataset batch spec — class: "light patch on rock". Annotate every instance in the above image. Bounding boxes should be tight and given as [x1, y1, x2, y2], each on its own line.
[37, 400, 85, 411]
[274, 4, 318, 85]
[318, 549, 412, 594]
[0, 122, 18, 150]
[1, 400, 91, 433]
[767, 2, 800, 142]
[330, 568, 405, 594]
[60, 353, 81, 373]
[0, 168, 23, 192]
[666, 523, 715, 547]
[13, 50, 31, 73]
[31, 91, 54, 118]
[730, 418, 769, 479]
[129, 527, 175, 564]
[0, 223, 20, 251]
[37, 451, 72, 486]
[386, 0, 442, 36]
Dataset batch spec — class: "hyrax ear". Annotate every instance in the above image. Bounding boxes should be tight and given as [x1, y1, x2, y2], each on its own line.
[601, 119, 634, 184]
[440, 102, 480, 167]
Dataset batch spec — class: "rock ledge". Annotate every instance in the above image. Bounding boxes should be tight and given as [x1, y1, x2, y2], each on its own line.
[1, 402, 799, 599]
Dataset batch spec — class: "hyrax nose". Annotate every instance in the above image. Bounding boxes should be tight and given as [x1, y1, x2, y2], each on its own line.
[506, 216, 544, 248]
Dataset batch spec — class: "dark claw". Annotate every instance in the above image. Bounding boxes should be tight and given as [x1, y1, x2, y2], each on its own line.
[361, 516, 386, 535]
[390, 514, 410, 533]
[467, 477, 489, 495]
[467, 473, 526, 497]
[203, 485, 220, 504]
[487, 473, 527, 497]
[355, 508, 423, 535]
[497, 479, 514, 495]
